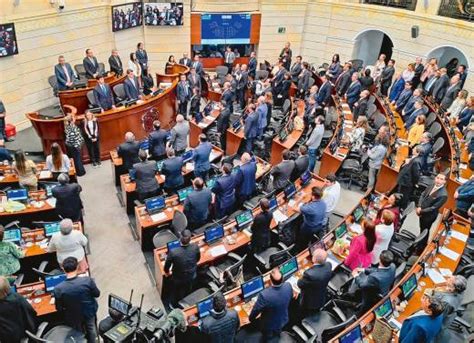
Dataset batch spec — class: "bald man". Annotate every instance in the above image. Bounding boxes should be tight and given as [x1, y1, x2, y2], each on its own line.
[117, 132, 140, 171]
[169, 114, 190, 155]
[297, 248, 332, 317]
[234, 152, 257, 205]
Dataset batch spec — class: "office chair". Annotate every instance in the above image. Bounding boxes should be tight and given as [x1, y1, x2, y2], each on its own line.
[337, 157, 366, 190]
[74, 64, 86, 79]
[215, 66, 228, 77]
[207, 253, 246, 290]
[366, 103, 377, 119]
[254, 243, 294, 274]
[26, 322, 86, 342]
[425, 112, 437, 127]
[98, 62, 106, 74]
[328, 263, 353, 296]
[271, 98, 291, 122]
[393, 261, 407, 285]
[255, 70, 269, 81]
[277, 213, 302, 247]
[86, 90, 98, 108]
[113, 84, 126, 102]
[429, 121, 442, 138]
[177, 283, 223, 309]
[243, 194, 266, 211]
[32, 261, 63, 280]
[389, 229, 429, 261]
[48, 76, 59, 98]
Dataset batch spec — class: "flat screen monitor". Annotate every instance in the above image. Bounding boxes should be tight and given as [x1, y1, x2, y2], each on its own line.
[0, 23, 19, 58]
[129, 169, 137, 181]
[109, 294, 131, 316]
[284, 184, 297, 199]
[374, 297, 393, 319]
[353, 206, 364, 222]
[44, 274, 67, 292]
[145, 196, 165, 214]
[197, 297, 214, 318]
[3, 229, 21, 243]
[338, 324, 363, 343]
[204, 224, 224, 244]
[44, 222, 61, 237]
[44, 183, 59, 197]
[401, 274, 417, 300]
[206, 176, 218, 189]
[268, 196, 278, 212]
[7, 189, 28, 202]
[144, 3, 184, 26]
[201, 13, 251, 45]
[241, 276, 264, 301]
[236, 210, 253, 229]
[167, 240, 180, 253]
[300, 170, 311, 186]
[309, 241, 326, 256]
[232, 120, 241, 131]
[112, 2, 143, 32]
[335, 223, 347, 239]
[177, 186, 193, 203]
[279, 257, 298, 280]
[182, 150, 194, 163]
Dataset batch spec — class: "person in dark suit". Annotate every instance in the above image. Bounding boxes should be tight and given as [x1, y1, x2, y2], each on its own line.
[224, 46, 236, 73]
[394, 81, 413, 112]
[290, 55, 303, 83]
[117, 131, 140, 172]
[193, 134, 212, 180]
[55, 55, 78, 91]
[142, 67, 154, 96]
[249, 198, 272, 253]
[440, 74, 462, 110]
[248, 51, 258, 79]
[148, 121, 168, 161]
[353, 90, 370, 121]
[412, 57, 424, 88]
[359, 68, 374, 92]
[192, 55, 204, 76]
[179, 53, 192, 67]
[164, 230, 201, 305]
[271, 149, 295, 191]
[221, 81, 234, 113]
[212, 163, 236, 219]
[123, 69, 142, 101]
[418, 132, 433, 173]
[234, 153, 257, 205]
[243, 104, 259, 153]
[53, 257, 100, 343]
[52, 173, 83, 223]
[0, 100, 6, 141]
[401, 88, 423, 120]
[297, 62, 311, 99]
[135, 42, 148, 74]
[83, 48, 100, 79]
[189, 87, 201, 119]
[161, 148, 184, 194]
[315, 74, 332, 107]
[335, 63, 352, 96]
[216, 102, 231, 151]
[184, 178, 212, 231]
[177, 74, 191, 115]
[297, 248, 332, 317]
[235, 64, 249, 110]
[379, 59, 395, 97]
[298, 187, 327, 249]
[271, 60, 287, 97]
[133, 150, 159, 202]
[416, 173, 448, 248]
[279, 42, 293, 69]
[200, 292, 240, 343]
[432, 68, 450, 104]
[424, 72, 440, 96]
[404, 100, 426, 130]
[249, 268, 293, 341]
[93, 75, 115, 112]
[397, 146, 422, 210]
[108, 49, 123, 76]
[187, 67, 201, 91]
[292, 145, 309, 181]
[345, 72, 362, 110]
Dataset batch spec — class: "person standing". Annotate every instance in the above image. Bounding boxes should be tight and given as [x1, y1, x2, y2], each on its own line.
[366, 136, 388, 191]
[52, 173, 84, 223]
[200, 292, 240, 343]
[169, 114, 190, 155]
[454, 176, 474, 217]
[270, 149, 295, 191]
[298, 187, 327, 249]
[123, 69, 143, 101]
[397, 146, 423, 210]
[161, 148, 184, 194]
[53, 257, 100, 343]
[93, 75, 115, 112]
[12, 150, 37, 191]
[379, 59, 395, 97]
[117, 132, 140, 172]
[133, 150, 160, 202]
[235, 64, 248, 111]
[64, 115, 85, 176]
[248, 51, 258, 79]
[135, 42, 148, 74]
[83, 111, 101, 167]
[46, 143, 71, 174]
[335, 63, 352, 96]
[250, 199, 272, 254]
[148, 121, 168, 161]
[216, 102, 231, 152]
[224, 47, 236, 74]
[55, 55, 78, 91]
[108, 49, 123, 76]
[243, 104, 258, 153]
[177, 74, 191, 115]
[234, 153, 257, 205]
[193, 134, 212, 180]
[344, 220, 376, 270]
[372, 211, 395, 265]
[212, 163, 236, 219]
[256, 96, 268, 140]
[345, 72, 362, 110]
[305, 116, 325, 172]
[322, 173, 341, 222]
[0, 99, 7, 141]
[184, 178, 212, 231]
[82, 48, 100, 79]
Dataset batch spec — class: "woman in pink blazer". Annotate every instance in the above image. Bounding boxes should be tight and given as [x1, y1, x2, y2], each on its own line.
[344, 220, 376, 270]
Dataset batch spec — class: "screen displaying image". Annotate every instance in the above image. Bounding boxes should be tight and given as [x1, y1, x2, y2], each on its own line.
[201, 13, 251, 45]
[144, 2, 184, 26]
[0, 23, 18, 58]
[112, 2, 143, 32]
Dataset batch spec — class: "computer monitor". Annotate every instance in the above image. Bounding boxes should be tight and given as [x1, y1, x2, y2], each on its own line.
[241, 276, 265, 301]
[177, 186, 193, 203]
[204, 224, 225, 244]
[44, 222, 61, 237]
[300, 170, 311, 186]
[145, 196, 165, 214]
[156, 160, 164, 172]
[284, 183, 297, 199]
[7, 189, 28, 202]
[335, 223, 347, 239]
[182, 150, 194, 164]
[236, 210, 253, 229]
[232, 120, 241, 131]
[338, 324, 363, 343]
[279, 257, 298, 280]
[353, 206, 364, 222]
[268, 196, 278, 212]
[401, 274, 417, 300]
[44, 274, 67, 292]
[108, 294, 131, 316]
[374, 297, 394, 319]
[41, 182, 59, 197]
[166, 240, 180, 253]
[3, 229, 21, 243]
[309, 241, 326, 256]
[206, 177, 217, 189]
[128, 169, 137, 181]
[197, 297, 214, 318]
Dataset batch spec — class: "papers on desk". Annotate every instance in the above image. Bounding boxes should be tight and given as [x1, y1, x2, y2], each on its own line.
[46, 198, 56, 208]
[427, 268, 446, 285]
[39, 170, 52, 179]
[209, 245, 227, 257]
[451, 230, 468, 242]
[439, 247, 460, 261]
[150, 212, 168, 222]
[457, 176, 468, 183]
[438, 268, 453, 277]
[459, 163, 468, 170]
[287, 275, 300, 293]
[349, 223, 362, 235]
[398, 139, 409, 146]
[273, 209, 288, 223]
[326, 251, 341, 271]
[209, 151, 220, 162]
[205, 115, 214, 121]
[185, 163, 194, 172]
[288, 199, 296, 208]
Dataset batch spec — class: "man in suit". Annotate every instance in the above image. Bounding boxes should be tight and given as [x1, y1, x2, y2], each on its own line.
[397, 146, 423, 210]
[179, 53, 192, 67]
[243, 104, 258, 153]
[271, 149, 295, 191]
[52, 173, 83, 223]
[108, 49, 123, 76]
[164, 230, 200, 305]
[55, 55, 78, 91]
[0, 100, 6, 141]
[394, 81, 413, 112]
[148, 121, 168, 161]
[192, 55, 204, 76]
[161, 148, 184, 194]
[135, 42, 148, 74]
[234, 153, 257, 205]
[454, 175, 474, 217]
[221, 81, 234, 113]
[235, 64, 249, 110]
[305, 115, 325, 171]
[216, 102, 231, 151]
[297, 62, 311, 99]
[379, 59, 395, 97]
[250, 198, 272, 253]
[345, 72, 362, 110]
[187, 67, 201, 91]
[169, 114, 190, 155]
[117, 131, 140, 172]
[418, 132, 433, 172]
[83, 48, 100, 79]
[353, 89, 370, 121]
[297, 248, 332, 317]
[200, 292, 240, 343]
[404, 100, 426, 129]
[303, 96, 317, 128]
[352, 250, 396, 296]
[412, 57, 424, 88]
[271, 60, 287, 97]
[416, 173, 448, 248]
[315, 74, 332, 108]
[290, 55, 303, 83]
[248, 51, 258, 79]
[224, 46, 236, 73]
[298, 186, 327, 249]
[124, 69, 142, 101]
[424, 70, 440, 96]
[212, 163, 236, 219]
[440, 74, 461, 109]
[193, 134, 212, 180]
[133, 150, 159, 202]
[256, 95, 269, 139]
[402, 88, 423, 119]
[249, 268, 293, 341]
[432, 68, 450, 104]
[54, 257, 100, 343]
[93, 75, 115, 112]
[292, 145, 309, 181]
[457, 64, 467, 89]
[335, 62, 352, 96]
[177, 74, 191, 115]
[184, 178, 212, 231]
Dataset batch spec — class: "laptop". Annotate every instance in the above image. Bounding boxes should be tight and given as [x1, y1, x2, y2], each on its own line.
[335, 223, 348, 240]
[166, 240, 181, 253]
[144, 196, 166, 215]
[44, 274, 67, 292]
[268, 196, 278, 212]
[236, 210, 254, 230]
[128, 169, 137, 181]
[374, 297, 403, 331]
[300, 170, 311, 186]
[7, 189, 28, 202]
[204, 224, 225, 245]
[400, 273, 417, 301]
[197, 297, 214, 319]
[241, 276, 265, 302]
[182, 150, 194, 164]
[279, 257, 298, 280]
[3, 229, 21, 244]
[41, 182, 59, 197]
[353, 206, 364, 222]
[44, 222, 61, 237]
[338, 324, 363, 343]
[232, 120, 242, 132]
[177, 186, 193, 203]
[284, 183, 297, 200]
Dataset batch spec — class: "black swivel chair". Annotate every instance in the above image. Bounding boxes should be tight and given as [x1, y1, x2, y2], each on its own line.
[32, 261, 63, 280]
[327, 264, 353, 297]
[393, 261, 407, 285]
[74, 64, 86, 79]
[86, 90, 100, 110]
[389, 229, 429, 261]
[277, 212, 302, 247]
[152, 211, 188, 249]
[207, 253, 246, 290]
[425, 112, 437, 127]
[113, 84, 126, 103]
[26, 322, 86, 342]
[177, 283, 223, 310]
[254, 243, 294, 274]
[48, 76, 59, 98]
[428, 121, 442, 138]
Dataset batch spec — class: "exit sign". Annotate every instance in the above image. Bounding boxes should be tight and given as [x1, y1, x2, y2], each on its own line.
[278, 27, 286, 34]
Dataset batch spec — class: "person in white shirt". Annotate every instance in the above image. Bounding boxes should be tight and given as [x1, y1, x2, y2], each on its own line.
[48, 218, 88, 273]
[372, 210, 395, 264]
[322, 173, 341, 225]
[46, 142, 71, 173]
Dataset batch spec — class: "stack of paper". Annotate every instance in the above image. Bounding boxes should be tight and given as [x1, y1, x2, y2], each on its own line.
[273, 210, 288, 223]
[439, 247, 460, 261]
[185, 163, 194, 171]
[209, 245, 227, 257]
[450, 231, 468, 242]
[150, 212, 167, 222]
[46, 198, 56, 208]
[427, 268, 446, 284]
[39, 170, 52, 179]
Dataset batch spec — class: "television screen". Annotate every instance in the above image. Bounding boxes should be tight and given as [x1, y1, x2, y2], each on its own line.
[144, 2, 184, 26]
[201, 13, 252, 45]
[112, 2, 143, 32]
[0, 23, 18, 58]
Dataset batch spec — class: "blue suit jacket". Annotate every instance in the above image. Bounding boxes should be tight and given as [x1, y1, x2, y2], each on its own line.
[136, 49, 148, 69]
[399, 313, 443, 343]
[93, 84, 114, 110]
[162, 156, 184, 189]
[234, 160, 257, 197]
[248, 57, 257, 76]
[396, 89, 413, 111]
[316, 82, 332, 106]
[177, 81, 191, 102]
[192, 61, 203, 75]
[456, 179, 474, 212]
[212, 174, 236, 213]
[183, 188, 212, 225]
[148, 129, 168, 158]
[124, 77, 141, 100]
[405, 107, 425, 129]
[244, 111, 258, 139]
[357, 264, 396, 296]
[193, 142, 212, 173]
[54, 63, 76, 90]
[257, 103, 268, 130]
[403, 95, 421, 117]
[345, 81, 361, 105]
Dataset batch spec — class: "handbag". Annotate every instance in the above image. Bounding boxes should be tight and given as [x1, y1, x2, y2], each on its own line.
[371, 317, 393, 343]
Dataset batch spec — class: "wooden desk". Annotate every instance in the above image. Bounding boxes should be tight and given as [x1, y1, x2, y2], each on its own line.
[86, 72, 118, 88]
[0, 161, 77, 186]
[156, 63, 190, 84]
[189, 108, 220, 148]
[0, 191, 57, 227]
[110, 150, 123, 187]
[226, 128, 245, 156]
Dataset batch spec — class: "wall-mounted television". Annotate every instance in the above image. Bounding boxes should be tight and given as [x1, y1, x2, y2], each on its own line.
[0, 23, 19, 58]
[112, 2, 143, 32]
[144, 2, 184, 26]
[201, 13, 251, 45]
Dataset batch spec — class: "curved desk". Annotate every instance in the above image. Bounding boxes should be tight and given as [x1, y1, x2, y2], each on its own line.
[156, 63, 190, 84]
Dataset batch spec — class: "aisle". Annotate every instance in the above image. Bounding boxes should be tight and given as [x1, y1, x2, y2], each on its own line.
[80, 160, 162, 320]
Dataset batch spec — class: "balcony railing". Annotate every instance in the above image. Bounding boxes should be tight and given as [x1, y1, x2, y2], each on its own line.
[361, 0, 417, 11]
[438, 0, 474, 22]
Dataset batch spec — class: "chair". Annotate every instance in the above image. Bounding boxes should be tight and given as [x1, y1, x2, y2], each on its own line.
[26, 322, 86, 342]
[86, 90, 98, 108]
[254, 243, 294, 274]
[277, 213, 302, 247]
[243, 194, 266, 211]
[113, 83, 126, 102]
[428, 121, 442, 138]
[178, 283, 222, 309]
[152, 211, 188, 248]
[328, 264, 353, 296]
[255, 70, 269, 81]
[32, 261, 63, 280]
[337, 158, 366, 190]
[394, 261, 407, 285]
[207, 253, 246, 289]
[425, 112, 436, 127]
[74, 64, 86, 79]
[98, 62, 106, 74]
[215, 66, 228, 77]
[308, 78, 315, 88]
[389, 229, 429, 260]
[425, 137, 445, 172]
[48, 76, 59, 98]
